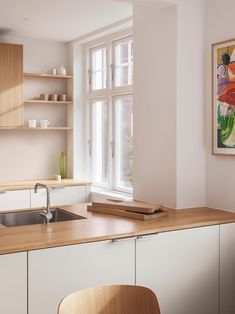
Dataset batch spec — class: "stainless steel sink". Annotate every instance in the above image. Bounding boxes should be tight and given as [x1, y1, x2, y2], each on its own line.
[0, 208, 85, 227]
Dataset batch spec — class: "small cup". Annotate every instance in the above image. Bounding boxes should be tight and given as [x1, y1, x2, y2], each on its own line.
[59, 94, 67, 101]
[50, 94, 58, 101]
[28, 120, 37, 128]
[52, 68, 57, 75]
[40, 120, 50, 128]
[40, 94, 49, 101]
[54, 174, 61, 181]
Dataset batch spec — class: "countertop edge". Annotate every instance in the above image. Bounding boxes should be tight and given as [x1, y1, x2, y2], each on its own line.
[1, 206, 235, 255]
[0, 179, 91, 191]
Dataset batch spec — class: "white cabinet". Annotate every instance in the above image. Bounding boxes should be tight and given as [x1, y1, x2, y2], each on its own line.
[220, 222, 235, 314]
[0, 252, 27, 314]
[0, 189, 30, 211]
[136, 226, 219, 314]
[30, 185, 90, 208]
[28, 237, 135, 314]
[0, 185, 90, 211]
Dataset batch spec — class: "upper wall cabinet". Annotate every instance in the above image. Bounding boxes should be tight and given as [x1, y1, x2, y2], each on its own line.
[0, 43, 23, 126]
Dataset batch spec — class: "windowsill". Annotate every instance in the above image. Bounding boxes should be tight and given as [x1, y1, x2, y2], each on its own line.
[91, 186, 133, 202]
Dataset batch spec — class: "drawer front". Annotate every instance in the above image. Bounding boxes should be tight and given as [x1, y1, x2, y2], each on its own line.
[31, 185, 89, 208]
[220, 223, 235, 314]
[29, 239, 135, 314]
[0, 252, 27, 314]
[136, 226, 219, 314]
[0, 189, 30, 211]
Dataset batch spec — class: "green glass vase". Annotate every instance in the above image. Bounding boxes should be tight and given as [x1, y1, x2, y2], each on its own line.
[60, 152, 67, 179]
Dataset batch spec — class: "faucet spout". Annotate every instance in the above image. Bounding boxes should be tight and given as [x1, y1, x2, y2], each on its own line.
[34, 183, 52, 223]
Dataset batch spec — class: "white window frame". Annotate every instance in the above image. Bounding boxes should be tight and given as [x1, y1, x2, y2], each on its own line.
[85, 29, 133, 194]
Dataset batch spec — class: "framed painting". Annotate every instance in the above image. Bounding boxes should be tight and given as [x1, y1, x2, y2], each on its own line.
[212, 38, 235, 155]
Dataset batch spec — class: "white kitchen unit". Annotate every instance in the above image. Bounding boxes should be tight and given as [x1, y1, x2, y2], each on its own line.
[30, 185, 90, 208]
[28, 237, 135, 314]
[0, 189, 30, 211]
[136, 226, 219, 314]
[0, 252, 27, 314]
[220, 222, 235, 314]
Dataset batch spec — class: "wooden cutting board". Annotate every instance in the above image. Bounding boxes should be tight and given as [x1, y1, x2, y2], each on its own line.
[87, 205, 168, 220]
[92, 199, 162, 214]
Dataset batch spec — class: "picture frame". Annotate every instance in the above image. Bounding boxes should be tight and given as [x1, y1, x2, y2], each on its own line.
[212, 38, 235, 155]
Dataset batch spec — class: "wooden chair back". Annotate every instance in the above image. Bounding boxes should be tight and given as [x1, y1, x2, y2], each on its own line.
[58, 285, 160, 314]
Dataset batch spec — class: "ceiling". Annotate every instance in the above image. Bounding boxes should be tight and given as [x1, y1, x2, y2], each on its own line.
[117, 0, 173, 8]
[0, 0, 132, 42]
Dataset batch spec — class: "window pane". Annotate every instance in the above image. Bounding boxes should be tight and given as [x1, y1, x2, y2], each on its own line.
[91, 100, 108, 186]
[114, 95, 133, 190]
[90, 47, 107, 91]
[114, 39, 133, 87]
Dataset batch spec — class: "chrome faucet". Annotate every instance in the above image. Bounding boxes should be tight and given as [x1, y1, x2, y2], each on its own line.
[34, 183, 53, 223]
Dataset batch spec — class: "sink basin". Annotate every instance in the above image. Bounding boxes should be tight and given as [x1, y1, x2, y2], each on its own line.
[0, 208, 85, 227]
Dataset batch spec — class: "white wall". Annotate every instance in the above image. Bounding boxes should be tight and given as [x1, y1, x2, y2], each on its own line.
[133, 5, 177, 208]
[68, 42, 89, 180]
[175, 0, 206, 208]
[206, 0, 235, 211]
[0, 36, 69, 182]
[133, 0, 206, 209]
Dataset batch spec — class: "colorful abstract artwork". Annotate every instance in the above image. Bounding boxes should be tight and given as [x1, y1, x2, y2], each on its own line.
[212, 39, 235, 155]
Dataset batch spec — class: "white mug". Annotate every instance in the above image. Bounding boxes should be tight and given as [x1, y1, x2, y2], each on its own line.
[40, 120, 50, 128]
[54, 174, 61, 181]
[28, 120, 37, 128]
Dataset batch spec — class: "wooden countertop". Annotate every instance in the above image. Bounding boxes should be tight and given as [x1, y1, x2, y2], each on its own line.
[0, 205, 235, 255]
[0, 179, 91, 191]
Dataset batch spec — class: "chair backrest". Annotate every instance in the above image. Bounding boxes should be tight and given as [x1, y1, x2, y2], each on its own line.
[58, 285, 160, 314]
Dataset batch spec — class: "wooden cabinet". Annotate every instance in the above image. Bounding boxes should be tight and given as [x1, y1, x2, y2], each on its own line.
[0, 252, 27, 314]
[30, 185, 90, 208]
[220, 222, 235, 314]
[136, 226, 219, 314]
[0, 43, 23, 126]
[0, 189, 30, 210]
[28, 238, 135, 314]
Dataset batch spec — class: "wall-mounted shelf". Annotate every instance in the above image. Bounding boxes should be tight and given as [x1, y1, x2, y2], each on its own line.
[0, 127, 73, 131]
[23, 70, 74, 177]
[24, 73, 73, 79]
[24, 100, 72, 105]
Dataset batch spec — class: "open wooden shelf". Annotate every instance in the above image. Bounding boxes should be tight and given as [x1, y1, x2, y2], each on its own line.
[0, 127, 73, 130]
[24, 72, 73, 79]
[24, 100, 72, 105]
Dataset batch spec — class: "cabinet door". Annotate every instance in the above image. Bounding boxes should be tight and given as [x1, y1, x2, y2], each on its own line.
[136, 226, 219, 314]
[28, 238, 135, 314]
[0, 189, 30, 210]
[0, 43, 23, 126]
[220, 223, 235, 314]
[0, 252, 27, 314]
[31, 185, 89, 208]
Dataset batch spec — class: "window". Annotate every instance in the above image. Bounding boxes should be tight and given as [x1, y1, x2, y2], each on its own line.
[87, 34, 133, 194]
[90, 99, 108, 187]
[114, 95, 133, 190]
[113, 39, 133, 87]
[89, 46, 107, 91]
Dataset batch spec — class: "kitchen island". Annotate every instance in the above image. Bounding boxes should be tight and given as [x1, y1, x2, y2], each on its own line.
[1, 205, 235, 314]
